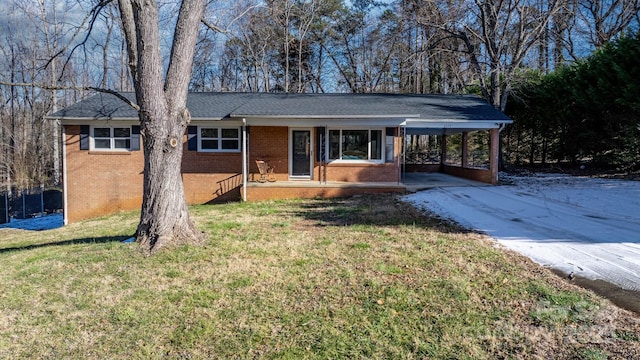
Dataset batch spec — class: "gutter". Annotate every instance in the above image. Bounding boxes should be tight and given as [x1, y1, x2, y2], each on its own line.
[234, 114, 420, 120]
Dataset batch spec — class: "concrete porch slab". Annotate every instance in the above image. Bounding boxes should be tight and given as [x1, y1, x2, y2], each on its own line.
[403, 172, 489, 192]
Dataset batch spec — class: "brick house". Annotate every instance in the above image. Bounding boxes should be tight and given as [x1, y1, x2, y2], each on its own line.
[48, 92, 512, 224]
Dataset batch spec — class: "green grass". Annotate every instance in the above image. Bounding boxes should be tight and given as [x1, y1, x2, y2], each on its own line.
[0, 194, 638, 359]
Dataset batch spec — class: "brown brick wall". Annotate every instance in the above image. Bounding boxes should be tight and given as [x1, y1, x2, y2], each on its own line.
[181, 138, 243, 203]
[64, 125, 404, 222]
[64, 126, 245, 223]
[442, 165, 493, 184]
[246, 185, 404, 201]
[248, 126, 289, 181]
[321, 162, 400, 182]
[405, 164, 442, 173]
[64, 125, 144, 223]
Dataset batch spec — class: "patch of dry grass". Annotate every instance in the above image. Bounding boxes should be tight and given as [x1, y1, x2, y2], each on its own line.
[0, 194, 638, 359]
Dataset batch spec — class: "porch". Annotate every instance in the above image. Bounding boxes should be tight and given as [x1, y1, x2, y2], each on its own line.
[242, 172, 484, 201]
[243, 179, 405, 201]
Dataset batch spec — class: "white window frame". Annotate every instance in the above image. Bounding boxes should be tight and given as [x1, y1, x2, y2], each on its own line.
[327, 128, 385, 163]
[90, 126, 132, 151]
[197, 126, 241, 153]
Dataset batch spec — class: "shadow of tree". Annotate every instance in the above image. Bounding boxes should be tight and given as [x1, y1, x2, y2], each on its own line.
[0, 235, 132, 254]
[288, 193, 472, 233]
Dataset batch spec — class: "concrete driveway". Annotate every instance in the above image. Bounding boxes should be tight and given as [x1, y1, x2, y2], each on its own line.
[403, 173, 640, 310]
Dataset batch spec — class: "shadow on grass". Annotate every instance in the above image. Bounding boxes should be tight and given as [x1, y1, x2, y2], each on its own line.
[0, 235, 132, 254]
[292, 193, 472, 233]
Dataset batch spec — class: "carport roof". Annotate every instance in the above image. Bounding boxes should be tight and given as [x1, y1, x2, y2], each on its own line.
[48, 92, 512, 128]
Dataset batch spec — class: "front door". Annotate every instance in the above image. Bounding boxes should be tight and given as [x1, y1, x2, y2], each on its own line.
[291, 129, 312, 178]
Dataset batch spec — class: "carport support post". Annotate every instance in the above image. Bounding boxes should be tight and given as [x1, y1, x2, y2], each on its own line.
[461, 132, 469, 168]
[440, 134, 447, 167]
[490, 128, 499, 184]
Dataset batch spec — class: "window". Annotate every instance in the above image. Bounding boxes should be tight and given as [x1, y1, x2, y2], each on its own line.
[328, 129, 383, 161]
[198, 127, 240, 152]
[92, 127, 131, 150]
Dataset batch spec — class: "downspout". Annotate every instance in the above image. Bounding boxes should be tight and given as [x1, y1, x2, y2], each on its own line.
[62, 124, 68, 225]
[242, 118, 247, 202]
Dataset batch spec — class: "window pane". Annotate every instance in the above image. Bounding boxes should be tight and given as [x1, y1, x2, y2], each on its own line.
[221, 140, 239, 150]
[221, 128, 239, 138]
[94, 139, 111, 149]
[201, 128, 217, 138]
[94, 128, 110, 138]
[342, 130, 367, 160]
[114, 139, 130, 149]
[201, 139, 218, 149]
[113, 128, 130, 137]
[329, 130, 340, 160]
[385, 135, 394, 163]
[371, 130, 382, 160]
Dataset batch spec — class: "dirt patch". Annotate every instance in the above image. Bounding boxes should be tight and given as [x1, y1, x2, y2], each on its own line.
[551, 269, 640, 315]
[507, 164, 640, 181]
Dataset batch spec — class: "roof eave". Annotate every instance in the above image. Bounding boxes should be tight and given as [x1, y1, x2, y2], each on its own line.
[48, 116, 226, 124]
[233, 114, 420, 119]
[47, 117, 138, 124]
[402, 119, 512, 128]
[240, 115, 412, 127]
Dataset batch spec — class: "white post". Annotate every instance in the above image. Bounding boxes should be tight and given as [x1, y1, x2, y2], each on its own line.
[324, 125, 328, 184]
[62, 125, 68, 225]
[242, 118, 247, 202]
[401, 126, 406, 185]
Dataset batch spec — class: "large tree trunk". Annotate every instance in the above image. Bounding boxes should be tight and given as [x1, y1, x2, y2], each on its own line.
[118, 0, 205, 253]
[136, 107, 201, 252]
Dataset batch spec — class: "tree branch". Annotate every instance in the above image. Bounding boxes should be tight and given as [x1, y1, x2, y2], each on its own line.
[45, 0, 114, 82]
[200, 4, 264, 34]
[0, 81, 140, 111]
[165, 0, 206, 100]
[117, 0, 139, 85]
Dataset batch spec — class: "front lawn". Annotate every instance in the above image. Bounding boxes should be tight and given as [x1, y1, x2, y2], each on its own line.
[0, 194, 638, 359]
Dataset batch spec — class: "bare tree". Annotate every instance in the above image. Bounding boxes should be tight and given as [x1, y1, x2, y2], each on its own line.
[446, 0, 563, 110]
[38, 0, 63, 186]
[0, 0, 63, 191]
[577, 0, 640, 47]
[322, 1, 401, 93]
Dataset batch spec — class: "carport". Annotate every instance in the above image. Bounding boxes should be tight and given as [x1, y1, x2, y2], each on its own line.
[400, 117, 511, 185]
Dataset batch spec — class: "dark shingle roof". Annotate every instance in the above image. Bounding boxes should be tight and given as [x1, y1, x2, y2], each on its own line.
[50, 92, 257, 120]
[49, 92, 512, 122]
[52, 92, 138, 119]
[231, 93, 511, 121]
